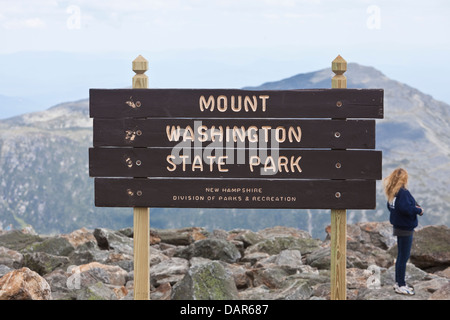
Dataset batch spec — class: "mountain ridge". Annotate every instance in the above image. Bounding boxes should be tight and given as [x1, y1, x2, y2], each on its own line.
[0, 62, 449, 237]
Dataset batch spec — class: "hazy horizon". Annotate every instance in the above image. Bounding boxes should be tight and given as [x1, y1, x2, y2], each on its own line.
[1, 1, 449, 118]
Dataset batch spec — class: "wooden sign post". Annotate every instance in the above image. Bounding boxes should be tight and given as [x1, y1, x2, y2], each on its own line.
[89, 55, 383, 300]
[131, 55, 150, 300]
[330, 55, 348, 300]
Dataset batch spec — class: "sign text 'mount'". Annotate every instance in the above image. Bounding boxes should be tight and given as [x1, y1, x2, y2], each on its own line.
[89, 88, 384, 119]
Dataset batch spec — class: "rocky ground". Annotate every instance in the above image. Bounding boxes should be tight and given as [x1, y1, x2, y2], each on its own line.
[0, 222, 449, 300]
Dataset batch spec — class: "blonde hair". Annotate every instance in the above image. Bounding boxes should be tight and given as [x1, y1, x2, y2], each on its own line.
[383, 168, 409, 203]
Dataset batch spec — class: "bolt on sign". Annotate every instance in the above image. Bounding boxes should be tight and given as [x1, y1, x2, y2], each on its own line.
[89, 88, 384, 209]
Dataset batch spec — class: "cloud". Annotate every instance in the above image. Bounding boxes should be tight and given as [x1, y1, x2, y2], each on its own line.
[0, 1, 51, 29]
[24, 18, 46, 28]
[2, 17, 46, 29]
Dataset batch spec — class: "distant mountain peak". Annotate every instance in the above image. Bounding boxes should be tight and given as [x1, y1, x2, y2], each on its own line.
[2, 99, 90, 130]
[244, 62, 389, 90]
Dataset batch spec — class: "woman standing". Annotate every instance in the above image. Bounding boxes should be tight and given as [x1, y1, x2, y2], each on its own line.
[383, 168, 423, 295]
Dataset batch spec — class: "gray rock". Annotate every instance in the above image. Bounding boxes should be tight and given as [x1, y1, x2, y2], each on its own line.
[413, 277, 450, 297]
[177, 238, 241, 263]
[93, 228, 133, 256]
[68, 240, 109, 266]
[252, 266, 289, 289]
[238, 285, 273, 300]
[307, 244, 393, 271]
[356, 286, 431, 300]
[150, 257, 189, 286]
[241, 252, 270, 266]
[274, 278, 312, 300]
[0, 230, 43, 252]
[245, 236, 321, 256]
[0, 264, 13, 277]
[381, 263, 431, 287]
[306, 247, 331, 269]
[150, 246, 170, 266]
[232, 230, 264, 248]
[275, 249, 303, 268]
[44, 269, 77, 300]
[154, 227, 208, 245]
[210, 229, 229, 240]
[224, 263, 252, 289]
[76, 282, 118, 300]
[24, 236, 74, 257]
[347, 244, 394, 269]
[410, 225, 450, 269]
[171, 261, 239, 300]
[64, 262, 128, 290]
[357, 221, 396, 250]
[23, 252, 70, 276]
[257, 226, 312, 240]
[0, 246, 23, 268]
[428, 281, 450, 300]
[341, 221, 396, 250]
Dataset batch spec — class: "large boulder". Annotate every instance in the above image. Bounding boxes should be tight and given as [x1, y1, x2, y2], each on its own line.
[150, 257, 189, 286]
[231, 230, 264, 248]
[23, 252, 70, 276]
[61, 227, 96, 248]
[306, 247, 331, 270]
[410, 225, 450, 270]
[346, 222, 396, 250]
[0, 267, 52, 300]
[67, 240, 110, 266]
[171, 261, 239, 300]
[275, 249, 303, 269]
[0, 230, 43, 251]
[245, 237, 321, 256]
[429, 281, 450, 300]
[176, 238, 241, 263]
[76, 282, 120, 300]
[24, 236, 74, 257]
[93, 228, 133, 256]
[257, 226, 312, 240]
[71, 262, 128, 287]
[0, 246, 23, 268]
[273, 277, 313, 300]
[153, 227, 208, 245]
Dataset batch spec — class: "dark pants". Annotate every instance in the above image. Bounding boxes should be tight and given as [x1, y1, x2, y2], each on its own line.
[396, 234, 413, 286]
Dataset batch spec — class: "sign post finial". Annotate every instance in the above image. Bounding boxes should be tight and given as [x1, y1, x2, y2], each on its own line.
[132, 55, 148, 89]
[332, 55, 347, 89]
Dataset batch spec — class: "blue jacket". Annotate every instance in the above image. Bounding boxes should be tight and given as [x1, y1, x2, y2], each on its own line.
[387, 188, 422, 231]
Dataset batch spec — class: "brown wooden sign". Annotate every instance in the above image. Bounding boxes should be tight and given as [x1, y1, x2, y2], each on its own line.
[89, 148, 381, 179]
[89, 88, 383, 209]
[90, 88, 384, 119]
[94, 178, 376, 209]
[93, 118, 376, 149]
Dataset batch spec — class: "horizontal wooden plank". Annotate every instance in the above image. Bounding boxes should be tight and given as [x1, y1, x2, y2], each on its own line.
[94, 178, 377, 209]
[89, 148, 382, 179]
[93, 119, 375, 149]
[89, 88, 384, 119]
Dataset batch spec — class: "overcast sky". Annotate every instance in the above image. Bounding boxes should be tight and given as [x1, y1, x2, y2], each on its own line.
[2, 0, 449, 53]
[1, 0, 449, 113]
